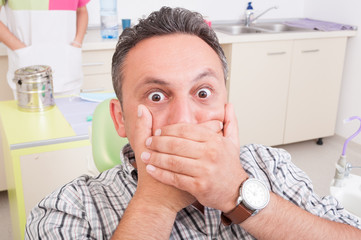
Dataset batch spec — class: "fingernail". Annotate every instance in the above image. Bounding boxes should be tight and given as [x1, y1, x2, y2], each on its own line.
[138, 105, 142, 118]
[146, 164, 156, 172]
[141, 152, 151, 162]
[145, 137, 152, 146]
[220, 122, 223, 130]
[154, 129, 161, 136]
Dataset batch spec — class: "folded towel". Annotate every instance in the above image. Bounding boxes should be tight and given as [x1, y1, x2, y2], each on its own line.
[79, 92, 116, 102]
[284, 18, 356, 31]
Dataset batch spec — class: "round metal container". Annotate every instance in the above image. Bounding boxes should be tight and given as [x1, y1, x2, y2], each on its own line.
[13, 65, 55, 112]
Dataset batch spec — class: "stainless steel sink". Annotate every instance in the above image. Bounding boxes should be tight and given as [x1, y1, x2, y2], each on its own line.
[213, 22, 314, 35]
[252, 23, 311, 32]
[213, 25, 267, 35]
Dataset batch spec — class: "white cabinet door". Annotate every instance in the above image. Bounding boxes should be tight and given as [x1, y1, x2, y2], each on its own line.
[20, 145, 93, 217]
[284, 37, 347, 144]
[82, 49, 114, 92]
[228, 41, 293, 146]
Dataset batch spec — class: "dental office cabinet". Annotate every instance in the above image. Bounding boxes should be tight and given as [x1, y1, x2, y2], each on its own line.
[223, 35, 352, 146]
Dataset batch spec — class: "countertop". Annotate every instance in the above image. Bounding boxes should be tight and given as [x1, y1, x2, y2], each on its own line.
[0, 22, 357, 56]
[0, 96, 100, 149]
[0, 100, 75, 146]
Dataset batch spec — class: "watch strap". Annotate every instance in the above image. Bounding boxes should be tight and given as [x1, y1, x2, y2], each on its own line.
[221, 202, 253, 225]
[221, 177, 252, 225]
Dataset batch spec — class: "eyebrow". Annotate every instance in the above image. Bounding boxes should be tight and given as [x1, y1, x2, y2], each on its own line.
[194, 69, 218, 82]
[142, 78, 170, 86]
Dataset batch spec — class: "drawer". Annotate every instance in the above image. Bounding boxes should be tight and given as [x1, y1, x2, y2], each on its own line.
[81, 73, 113, 92]
[82, 49, 114, 75]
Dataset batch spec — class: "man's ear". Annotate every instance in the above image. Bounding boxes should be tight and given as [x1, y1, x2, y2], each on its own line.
[109, 99, 127, 138]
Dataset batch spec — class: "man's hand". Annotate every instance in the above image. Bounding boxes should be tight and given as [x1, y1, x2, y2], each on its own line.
[132, 104, 196, 213]
[141, 103, 248, 213]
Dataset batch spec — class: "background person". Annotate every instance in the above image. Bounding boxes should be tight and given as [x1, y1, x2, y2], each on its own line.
[0, 0, 89, 98]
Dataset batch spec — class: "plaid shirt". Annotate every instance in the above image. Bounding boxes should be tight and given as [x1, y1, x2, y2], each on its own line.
[25, 144, 361, 239]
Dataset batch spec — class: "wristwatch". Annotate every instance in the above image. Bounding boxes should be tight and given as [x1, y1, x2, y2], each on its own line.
[222, 178, 270, 225]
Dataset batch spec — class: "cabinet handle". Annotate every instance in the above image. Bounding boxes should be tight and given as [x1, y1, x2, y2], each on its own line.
[301, 49, 320, 53]
[82, 62, 105, 67]
[81, 88, 106, 93]
[267, 51, 286, 56]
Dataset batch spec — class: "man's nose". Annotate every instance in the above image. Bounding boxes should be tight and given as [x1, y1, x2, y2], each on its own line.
[167, 98, 197, 125]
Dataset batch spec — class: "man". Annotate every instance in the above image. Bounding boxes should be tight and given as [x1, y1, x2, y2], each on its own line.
[26, 7, 361, 239]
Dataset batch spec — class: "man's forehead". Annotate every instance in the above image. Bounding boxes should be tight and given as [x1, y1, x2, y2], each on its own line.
[132, 68, 221, 90]
[120, 33, 226, 100]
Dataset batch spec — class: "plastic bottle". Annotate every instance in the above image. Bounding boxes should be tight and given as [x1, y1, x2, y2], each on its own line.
[245, 2, 254, 26]
[100, 0, 119, 39]
[246, 2, 254, 13]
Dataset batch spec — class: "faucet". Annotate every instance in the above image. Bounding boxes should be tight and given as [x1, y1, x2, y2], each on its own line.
[332, 116, 361, 187]
[245, 5, 279, 27]
[345, 163, 361, 177]
[333, 157, 361, 187]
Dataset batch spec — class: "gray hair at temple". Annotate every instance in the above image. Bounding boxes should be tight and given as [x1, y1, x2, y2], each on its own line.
[111, 6, 228, 105]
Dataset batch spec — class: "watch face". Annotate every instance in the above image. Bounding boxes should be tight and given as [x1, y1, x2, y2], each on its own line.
[241, 179, 270, 210]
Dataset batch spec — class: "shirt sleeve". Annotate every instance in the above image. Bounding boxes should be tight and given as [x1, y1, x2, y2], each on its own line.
[77, 0, 90, 8]
[25, 179, 95, 239]
[25, 166, 130, 239]
[240, 144, 361, 230]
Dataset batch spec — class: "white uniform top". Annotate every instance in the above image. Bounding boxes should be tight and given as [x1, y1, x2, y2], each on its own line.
[1, 0, 89, 94]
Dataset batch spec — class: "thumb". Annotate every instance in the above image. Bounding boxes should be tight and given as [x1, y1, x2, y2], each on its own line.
[223, 103, 240, 148]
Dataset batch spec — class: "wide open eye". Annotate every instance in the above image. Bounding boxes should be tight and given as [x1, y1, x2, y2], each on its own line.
[148, 91, 165, 102]
[197, 88, 212, 99]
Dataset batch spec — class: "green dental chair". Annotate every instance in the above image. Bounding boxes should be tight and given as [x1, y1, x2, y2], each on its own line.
[91, 98, 128, 172]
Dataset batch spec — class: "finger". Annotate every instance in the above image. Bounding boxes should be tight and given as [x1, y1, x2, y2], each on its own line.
[146, 135, 205, 159]
[198, 120, 223, 133]
[223, 103, 240, 147]
[145, 164, 196, 194]
[154, 120, 223, 142]
[133, 105, 153, 161]
[141, 151, 200, 176]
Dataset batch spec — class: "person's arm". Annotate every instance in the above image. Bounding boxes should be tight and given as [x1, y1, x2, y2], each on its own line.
[111, 191, 179, 239]
[71, 5, 88, 47]
[241, 192, 361, 239]
[0, 6, 26, 50]
[143, 103, 361, 239]
[110, 104, 196, 239]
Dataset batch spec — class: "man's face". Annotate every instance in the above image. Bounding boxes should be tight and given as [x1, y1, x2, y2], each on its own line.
[118, 33, 227, 143]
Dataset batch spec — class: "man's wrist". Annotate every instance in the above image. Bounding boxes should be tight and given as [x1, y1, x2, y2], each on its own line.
[132, 191, 180, 217]
[221, 177, 270, 225]
[222, 176, 248, 213]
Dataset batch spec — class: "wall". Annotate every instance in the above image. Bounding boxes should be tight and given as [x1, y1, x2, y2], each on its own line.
[304, 0, 361, 145]
[88, 0, 361, 145]
[87, 0, 304, 27]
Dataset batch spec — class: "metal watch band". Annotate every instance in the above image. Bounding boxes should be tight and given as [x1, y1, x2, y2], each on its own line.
[221, 202, 253, 225]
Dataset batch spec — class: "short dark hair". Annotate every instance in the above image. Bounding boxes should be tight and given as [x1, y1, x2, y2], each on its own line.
[111, 6, 228, 104]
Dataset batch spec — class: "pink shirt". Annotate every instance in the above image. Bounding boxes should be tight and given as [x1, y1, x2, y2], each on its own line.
[49, 0, 90, 11]
[0, 0, 90, 11]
